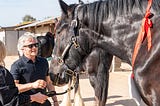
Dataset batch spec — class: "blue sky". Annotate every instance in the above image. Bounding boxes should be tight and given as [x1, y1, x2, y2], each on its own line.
[0, 0, 95, 27]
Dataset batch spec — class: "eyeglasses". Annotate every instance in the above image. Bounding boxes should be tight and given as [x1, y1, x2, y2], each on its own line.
[23, 43, 39, 48]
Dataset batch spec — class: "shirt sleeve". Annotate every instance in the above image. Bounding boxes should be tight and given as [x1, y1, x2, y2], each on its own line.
[10, 63, 20, 80]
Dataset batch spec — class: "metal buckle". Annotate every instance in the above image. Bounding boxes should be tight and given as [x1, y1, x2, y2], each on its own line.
[73, 40, 80, 48]
[71, 19, 77, 27]
[71, 37, 80, 49]
[58, 57, 64, 65]
[65, 69, 75, 76]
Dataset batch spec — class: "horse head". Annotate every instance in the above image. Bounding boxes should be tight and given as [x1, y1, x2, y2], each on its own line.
[49, 23, 94, 87]
[49, 22, 76, 86]
[37, 32, 55, 58]
[49, 0, 74, 86]
[49, 0, 99, 86]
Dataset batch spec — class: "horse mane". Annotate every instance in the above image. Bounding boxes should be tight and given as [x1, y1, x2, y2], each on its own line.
[77, 0, 160, 33]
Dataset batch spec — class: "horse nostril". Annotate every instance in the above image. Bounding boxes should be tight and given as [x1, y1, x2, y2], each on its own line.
[49, 73, 57, 81]
[57, 31, 60, 34]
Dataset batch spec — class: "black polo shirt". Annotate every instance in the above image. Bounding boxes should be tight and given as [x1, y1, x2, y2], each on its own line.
[10, 55, 49, 95]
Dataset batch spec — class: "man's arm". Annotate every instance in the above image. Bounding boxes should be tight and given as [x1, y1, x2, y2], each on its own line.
[14, 79, 47, 93]
[14, 80, 32, 93]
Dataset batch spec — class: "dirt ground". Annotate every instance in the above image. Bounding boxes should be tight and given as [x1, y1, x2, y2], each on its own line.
[5, 56, 137, 106]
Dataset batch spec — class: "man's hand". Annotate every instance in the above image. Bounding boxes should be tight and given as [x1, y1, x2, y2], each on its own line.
[30, 92, 48, 104]
[31, 79, 47, 89]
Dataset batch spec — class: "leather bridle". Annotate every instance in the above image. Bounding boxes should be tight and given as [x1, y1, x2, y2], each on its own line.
[46, 3, 83, 97]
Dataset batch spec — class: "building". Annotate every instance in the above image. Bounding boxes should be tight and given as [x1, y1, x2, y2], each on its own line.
[0, 26, 25, 55]
[16, 17, 58, 36]
[0, 17, 57, 55]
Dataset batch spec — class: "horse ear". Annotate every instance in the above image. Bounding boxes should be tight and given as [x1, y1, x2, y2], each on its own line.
[78, 0, 84, 4]
[58, 0, 70, 15]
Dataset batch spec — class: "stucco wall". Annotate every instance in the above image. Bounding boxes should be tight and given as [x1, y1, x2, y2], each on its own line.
[0, 31, 5, 43]
[5, 30, 25, 55]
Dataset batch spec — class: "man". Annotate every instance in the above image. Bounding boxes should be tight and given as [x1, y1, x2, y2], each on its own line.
[0, 40, 48, 106]
[10, 32, 59, 106]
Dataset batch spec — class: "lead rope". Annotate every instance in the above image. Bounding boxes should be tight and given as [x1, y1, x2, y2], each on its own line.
[45, 75, 77, 97]
[131, 0, 153, 78]
[45, 86, 74, 97]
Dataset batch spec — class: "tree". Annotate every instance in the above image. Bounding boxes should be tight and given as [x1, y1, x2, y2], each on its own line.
[22, 15, 36, 22]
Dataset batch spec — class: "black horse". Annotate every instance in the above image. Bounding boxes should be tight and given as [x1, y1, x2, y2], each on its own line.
[37, 32, 54, 59]
[50, 0, 160, 106]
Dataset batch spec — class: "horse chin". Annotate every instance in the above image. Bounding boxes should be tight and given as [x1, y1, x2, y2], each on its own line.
[49, 72, 69, 86]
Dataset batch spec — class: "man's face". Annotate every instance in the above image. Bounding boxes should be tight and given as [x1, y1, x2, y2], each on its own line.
[22, 37, 38, 58]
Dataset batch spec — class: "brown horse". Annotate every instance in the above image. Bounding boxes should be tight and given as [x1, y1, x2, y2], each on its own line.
[50, 0, 160, 106]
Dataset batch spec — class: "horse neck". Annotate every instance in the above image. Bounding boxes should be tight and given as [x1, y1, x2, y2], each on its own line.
[107, 34, 135, 64]
[77, 0, 160, 65]
[97, 31, 136, 65]
[78, 20, 137, 64]
[79, 28, 134, 65]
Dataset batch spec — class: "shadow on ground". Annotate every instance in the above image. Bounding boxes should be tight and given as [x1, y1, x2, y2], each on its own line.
[107, 99, 137, 106]
[58, 95, 137, 106]
[107, 95, 137, 106]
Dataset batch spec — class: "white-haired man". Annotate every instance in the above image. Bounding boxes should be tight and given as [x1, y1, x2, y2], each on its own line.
[10, 32, 59, 106]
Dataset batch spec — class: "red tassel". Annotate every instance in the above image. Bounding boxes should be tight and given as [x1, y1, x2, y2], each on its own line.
[132, 0, 153, 67]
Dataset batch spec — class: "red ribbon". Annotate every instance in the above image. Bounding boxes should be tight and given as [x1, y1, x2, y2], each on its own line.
[132, 0, 153, 68]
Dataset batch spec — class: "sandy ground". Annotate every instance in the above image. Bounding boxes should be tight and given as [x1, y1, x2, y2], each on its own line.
[4, 56, 137, 106]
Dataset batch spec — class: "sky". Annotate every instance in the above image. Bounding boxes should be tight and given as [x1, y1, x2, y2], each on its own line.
[0, 0, 95, 27]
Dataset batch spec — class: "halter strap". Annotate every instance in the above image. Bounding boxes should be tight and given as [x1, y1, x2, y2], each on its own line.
[132, 0, 153, 68]
[54, 18, 59, 36]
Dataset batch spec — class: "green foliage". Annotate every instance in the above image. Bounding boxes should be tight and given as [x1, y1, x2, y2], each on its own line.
[22, 15, 36, 22]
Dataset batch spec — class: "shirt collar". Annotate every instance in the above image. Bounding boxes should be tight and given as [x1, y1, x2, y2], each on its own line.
[22, 55, 39, 63]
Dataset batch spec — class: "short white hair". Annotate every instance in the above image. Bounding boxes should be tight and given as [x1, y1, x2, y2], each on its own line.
[17, 32, 37, 56]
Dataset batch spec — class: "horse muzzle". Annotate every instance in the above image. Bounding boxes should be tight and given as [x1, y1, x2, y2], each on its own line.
[49, 72, 70, 86]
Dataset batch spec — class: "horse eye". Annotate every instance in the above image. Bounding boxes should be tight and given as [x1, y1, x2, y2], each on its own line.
[56, 23, 68, 35]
